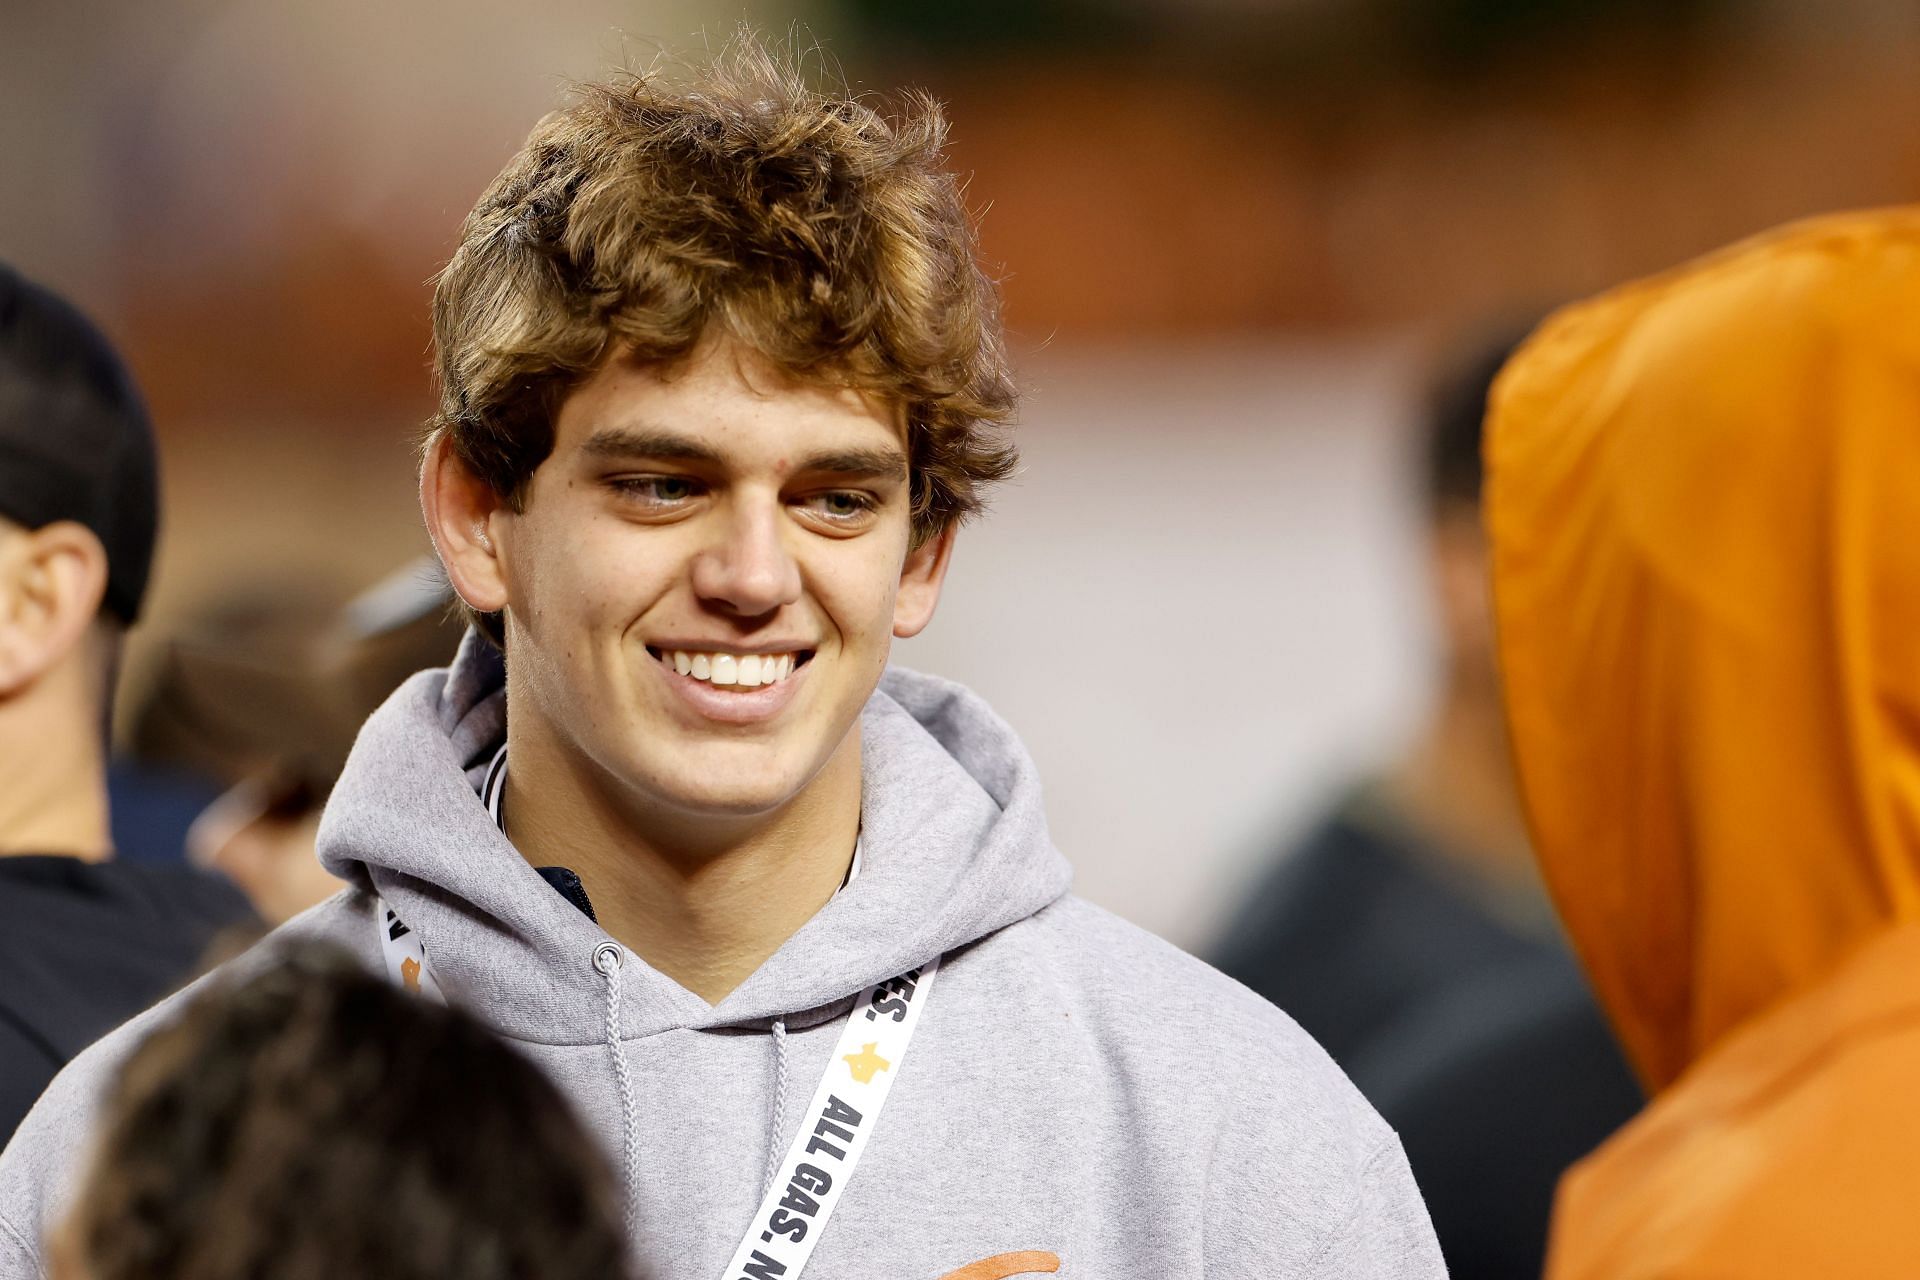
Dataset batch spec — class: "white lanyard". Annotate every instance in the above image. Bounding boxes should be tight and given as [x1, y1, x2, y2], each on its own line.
[373, 748, 492, 1000]
[377, 746, 929, 1279]
[721, 956, 938, 1279]
[376, 898, 937, 1278]
[378, 898, 445, 1004]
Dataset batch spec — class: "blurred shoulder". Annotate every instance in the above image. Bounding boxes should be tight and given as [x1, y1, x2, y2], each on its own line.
[1554, 1008, 1920, 1279]
[0, 889, 376, 1270]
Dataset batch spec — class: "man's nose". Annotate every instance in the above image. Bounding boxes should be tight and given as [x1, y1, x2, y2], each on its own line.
[689, 496, 802, 618]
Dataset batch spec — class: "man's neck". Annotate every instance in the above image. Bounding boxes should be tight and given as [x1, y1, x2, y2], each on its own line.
[0, 688, 112, 861]
[500, 730, 863, 1006]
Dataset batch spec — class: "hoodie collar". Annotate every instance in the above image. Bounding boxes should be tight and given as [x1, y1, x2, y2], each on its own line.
[318, 632, 1072, 1046]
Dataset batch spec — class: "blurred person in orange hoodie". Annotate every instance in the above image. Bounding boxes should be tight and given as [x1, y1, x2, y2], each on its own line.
[1486, 207, 1920, 1278]
[1212, 330, 1640, 1278]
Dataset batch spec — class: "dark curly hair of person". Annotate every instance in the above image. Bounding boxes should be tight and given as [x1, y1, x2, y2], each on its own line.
[425, 32, 1019, 645]
[56, 943, 628, 1280]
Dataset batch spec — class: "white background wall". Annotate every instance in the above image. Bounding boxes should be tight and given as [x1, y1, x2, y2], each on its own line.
[898, 336, 1438, 950]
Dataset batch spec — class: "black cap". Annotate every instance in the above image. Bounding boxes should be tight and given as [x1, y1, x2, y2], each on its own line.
[0, 263, 158, 624]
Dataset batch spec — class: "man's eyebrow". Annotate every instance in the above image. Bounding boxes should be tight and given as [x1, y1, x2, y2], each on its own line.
[579, 426, 724, 465]
[793, 446, 909, 482]
[579, 425, 907, 481]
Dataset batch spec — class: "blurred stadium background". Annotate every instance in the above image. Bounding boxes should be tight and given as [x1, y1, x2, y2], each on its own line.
[3, 0, 1916, 945]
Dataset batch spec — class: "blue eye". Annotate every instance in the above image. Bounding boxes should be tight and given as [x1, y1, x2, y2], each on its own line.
[806, 491, 878, 523]
[613, 475, 701, 505]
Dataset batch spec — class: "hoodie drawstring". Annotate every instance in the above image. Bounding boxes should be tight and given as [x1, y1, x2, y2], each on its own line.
[589, 941, 794, 1225]
[763, 1018, 790, 1197]
[592, 942, 642, 1243]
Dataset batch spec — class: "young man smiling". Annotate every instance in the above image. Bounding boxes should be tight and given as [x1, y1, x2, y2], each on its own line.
[425, 339, 943, 1004]
[0, 44, 1443, 1280]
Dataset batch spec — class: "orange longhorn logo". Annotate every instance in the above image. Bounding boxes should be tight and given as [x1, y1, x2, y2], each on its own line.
[935, 1251, 1062, 1280]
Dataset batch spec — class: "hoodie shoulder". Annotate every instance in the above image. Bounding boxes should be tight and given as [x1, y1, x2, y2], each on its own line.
[0, 891, 377, 1273]
[1019, 895, 1392, 1130]
[994, 895, 1444, 1277]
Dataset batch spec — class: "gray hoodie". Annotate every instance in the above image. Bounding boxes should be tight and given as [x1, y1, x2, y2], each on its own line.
[0, 637, 1444, 1279]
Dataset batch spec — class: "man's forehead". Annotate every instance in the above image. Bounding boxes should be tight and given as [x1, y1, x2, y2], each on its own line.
[555, 340, 909, 466]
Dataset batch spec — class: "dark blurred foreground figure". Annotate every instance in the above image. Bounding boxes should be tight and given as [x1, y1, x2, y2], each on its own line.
[1488, 208, 1920, 1278]
[0, 264, 253, 1146]
[48, 943, 629, 1280]
[1211, 330, 1640, 1278]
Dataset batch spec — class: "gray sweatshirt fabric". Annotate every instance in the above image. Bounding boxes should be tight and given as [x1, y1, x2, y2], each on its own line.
[0, 636, 1444, 1279]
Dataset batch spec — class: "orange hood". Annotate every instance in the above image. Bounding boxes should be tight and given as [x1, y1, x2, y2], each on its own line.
[1486, 209, 1920, 1093]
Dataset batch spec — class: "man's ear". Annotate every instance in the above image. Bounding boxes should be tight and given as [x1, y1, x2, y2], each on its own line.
[0, 522, 109, 698]
[420, 433, 511, 616]
[893, 524, 957, 639]
[1430, 506, 1497, 684]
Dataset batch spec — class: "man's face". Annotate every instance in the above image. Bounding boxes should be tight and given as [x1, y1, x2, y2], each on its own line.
[485, 336, 944, 821]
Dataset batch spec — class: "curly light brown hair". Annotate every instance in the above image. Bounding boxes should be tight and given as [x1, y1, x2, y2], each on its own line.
[425, 37, 1018, 637]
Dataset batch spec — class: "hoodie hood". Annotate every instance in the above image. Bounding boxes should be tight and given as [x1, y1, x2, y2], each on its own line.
[1486, 208, 1920, 1093]
[318, 632, 1073, 1044]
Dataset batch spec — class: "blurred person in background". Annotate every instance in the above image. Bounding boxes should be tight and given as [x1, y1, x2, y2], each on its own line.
[1488, 208, 1920, 1278]
[0, 263, 254, 1147]
[1210, 330, 1640, 1278]
[0, 39, 1444, 1280]
[101, 759, 220, 866]
[48, 941, 629, 1280]
[127, 557, 464, 923]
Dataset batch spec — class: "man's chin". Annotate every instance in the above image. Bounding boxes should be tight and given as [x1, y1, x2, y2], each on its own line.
[595, 712, 861, 829]
[658, 783, 801, 821]
[619, 752, 820, 823]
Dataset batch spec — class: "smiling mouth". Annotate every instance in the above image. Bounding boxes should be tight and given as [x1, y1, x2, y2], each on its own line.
[645, 646, 814, 689]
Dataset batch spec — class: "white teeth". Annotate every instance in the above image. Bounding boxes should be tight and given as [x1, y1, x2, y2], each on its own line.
[661, 648, 801, 687]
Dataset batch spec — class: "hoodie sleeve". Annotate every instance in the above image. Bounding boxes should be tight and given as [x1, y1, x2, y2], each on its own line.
[1200, 1117, 1446, 1278]
[0, 1210, 41, 1280]
[0, 1027, 120, 1280]
[1191, 1009, 1447, 1280]
[1300, 1139, 1449, 1279]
